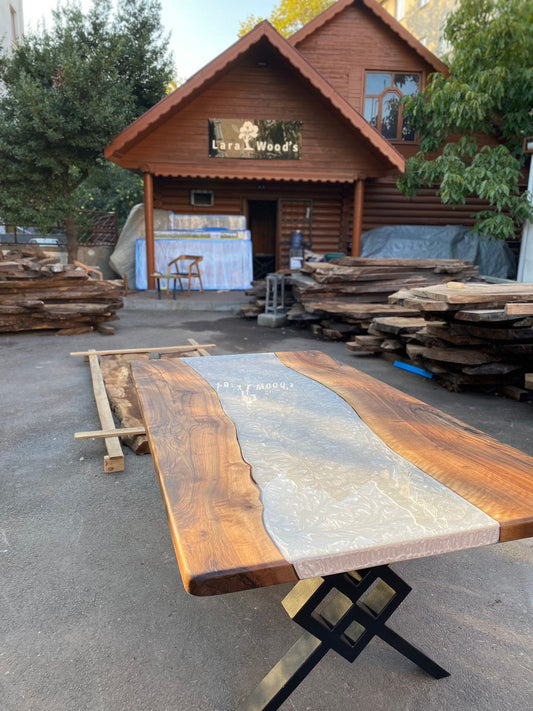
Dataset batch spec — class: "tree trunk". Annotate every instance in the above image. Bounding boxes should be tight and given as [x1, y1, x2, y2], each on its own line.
[65, 215, 78, 263]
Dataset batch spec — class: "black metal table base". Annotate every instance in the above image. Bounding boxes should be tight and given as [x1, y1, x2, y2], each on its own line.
[237, 565, 449, 711]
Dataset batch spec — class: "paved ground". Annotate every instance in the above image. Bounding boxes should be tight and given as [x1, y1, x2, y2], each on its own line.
[1, 293, 532, 711]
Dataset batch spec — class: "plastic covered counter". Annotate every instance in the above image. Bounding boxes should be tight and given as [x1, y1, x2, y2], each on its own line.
[135, 214, 253, 291]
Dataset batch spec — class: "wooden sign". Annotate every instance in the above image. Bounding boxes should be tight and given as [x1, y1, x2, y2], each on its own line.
[209, 118, 302, 159]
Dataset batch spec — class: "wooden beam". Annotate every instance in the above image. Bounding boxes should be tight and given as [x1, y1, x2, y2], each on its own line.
[71, 344, 216, 358]
[144, 172, 155, 290]
[351, 178, 365, 257]
[75, 426, 146, 440]
[87, 350, 124, 473]
[505, 302, 533, 315]
[187, 338, 212, 356]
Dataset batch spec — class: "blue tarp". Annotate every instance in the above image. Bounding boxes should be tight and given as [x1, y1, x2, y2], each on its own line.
[360, 225, 516, 279]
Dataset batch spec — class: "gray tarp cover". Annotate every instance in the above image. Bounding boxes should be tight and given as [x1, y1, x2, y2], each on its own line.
[360, 225, 516, 279]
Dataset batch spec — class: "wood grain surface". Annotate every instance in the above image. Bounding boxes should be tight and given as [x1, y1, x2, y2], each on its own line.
[132, 359, 298, 596]
[277, 351, 533, 541]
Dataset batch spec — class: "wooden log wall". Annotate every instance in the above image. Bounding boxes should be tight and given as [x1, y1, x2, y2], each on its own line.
[293, 2, 435, 160]
[124, 48, 392, 182]
[153, 178, 348, 269]
[154, 174, 521, 271]
[362, 180, 499, 232]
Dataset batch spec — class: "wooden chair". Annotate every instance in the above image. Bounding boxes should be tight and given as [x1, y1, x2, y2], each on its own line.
[152, 255, 204, 299]
[73, 259, 103, 281]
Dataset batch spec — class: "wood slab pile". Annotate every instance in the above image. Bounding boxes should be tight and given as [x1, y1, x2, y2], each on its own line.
[286, 257, 480, 339]
[241, 279, 270, 319]
[0, 246, 123, 334]
[73, 340, 216, 471]
[352, 282, 533, 392]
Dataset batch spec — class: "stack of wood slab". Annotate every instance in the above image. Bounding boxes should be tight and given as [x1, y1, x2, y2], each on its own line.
[241, 279, 268, 318]
[287, 257, 480, 339]
[0, 246, 123, 334]
[359, 282, 533, 392]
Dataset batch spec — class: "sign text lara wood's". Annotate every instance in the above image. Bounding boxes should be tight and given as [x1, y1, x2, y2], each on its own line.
[209, 119, 302, 160]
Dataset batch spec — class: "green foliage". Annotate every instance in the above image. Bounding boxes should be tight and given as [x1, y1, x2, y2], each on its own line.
[74, 162, 143, 228]
[239, 0, 335, 37]
[398, 0, 533, 240]
[0, 0, 173, 250]
[114, 0, 176, 117]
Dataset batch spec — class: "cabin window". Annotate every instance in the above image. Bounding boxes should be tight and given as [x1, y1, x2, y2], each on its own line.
[190, 190, 214, 207]
[364, 72, 420, 142]
[10, 5, 18, 42]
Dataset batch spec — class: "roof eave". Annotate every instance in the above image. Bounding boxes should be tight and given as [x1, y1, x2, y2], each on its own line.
[105, 22, 277, 161]
[290, 0, 448, 76]
[105, 18, 405, 173]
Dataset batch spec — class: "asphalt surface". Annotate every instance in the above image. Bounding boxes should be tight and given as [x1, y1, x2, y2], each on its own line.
[1, 296, 532, 711]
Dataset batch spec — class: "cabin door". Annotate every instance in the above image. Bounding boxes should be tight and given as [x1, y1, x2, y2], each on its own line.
[279, 199, 313, 269]
[248, 200, 278, 279]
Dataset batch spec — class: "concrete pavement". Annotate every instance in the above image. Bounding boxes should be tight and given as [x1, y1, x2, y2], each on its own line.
[1, 296, 532, 711]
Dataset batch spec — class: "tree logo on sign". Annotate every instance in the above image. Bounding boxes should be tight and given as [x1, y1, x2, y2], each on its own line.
[239, 121, 259, 151]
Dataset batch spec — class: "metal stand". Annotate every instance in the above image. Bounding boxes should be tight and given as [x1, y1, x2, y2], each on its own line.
[264, 274, 286, 315]
[237, 565, 449, 710]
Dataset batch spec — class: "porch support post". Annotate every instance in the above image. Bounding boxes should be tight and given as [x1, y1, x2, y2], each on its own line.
[351, 178, 365, 257]
[143, 172, 156, 290]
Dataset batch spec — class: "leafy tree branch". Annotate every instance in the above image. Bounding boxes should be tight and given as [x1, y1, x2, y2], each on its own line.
[398, 0, 533, 240]
[239, 0, 335, 38]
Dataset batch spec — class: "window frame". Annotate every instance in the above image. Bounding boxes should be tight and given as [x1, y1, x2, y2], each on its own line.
[396, 0, 405, 20]
[363, 71, 423, 144]
[10, 5, 18, 43]
[190, 190, 215, 207]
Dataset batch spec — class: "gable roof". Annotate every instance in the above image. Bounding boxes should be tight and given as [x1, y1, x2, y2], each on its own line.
[290, 0, 449, 75]
[105, 20, 404, 173]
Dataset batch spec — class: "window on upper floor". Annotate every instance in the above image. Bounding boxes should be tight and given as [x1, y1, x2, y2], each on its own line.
[10, 6, 19, 42]
[363, 72, 421, 142]
[419, 0, 430, 7]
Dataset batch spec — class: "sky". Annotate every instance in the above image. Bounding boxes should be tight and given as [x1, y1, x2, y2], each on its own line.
[22, 0, 278, 79]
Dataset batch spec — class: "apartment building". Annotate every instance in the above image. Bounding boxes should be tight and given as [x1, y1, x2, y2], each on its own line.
[380, 0, 457, 55]
[0, 0, 23, 55]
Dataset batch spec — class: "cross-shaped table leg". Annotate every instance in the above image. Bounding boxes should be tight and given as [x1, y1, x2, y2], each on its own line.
[237, 565, 449, 711]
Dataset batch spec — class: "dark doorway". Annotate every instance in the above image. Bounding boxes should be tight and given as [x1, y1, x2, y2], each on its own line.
[248, 200, 277, 279]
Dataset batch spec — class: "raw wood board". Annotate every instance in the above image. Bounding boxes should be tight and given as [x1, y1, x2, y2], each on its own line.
[410, 283, 533, 305]
[100, 354, 150, 454]
[505, 303, 533, 315]
[303, 302, 419, 318]
[371, 316, 427, 335]
[454, 309, 531, 323]
[330, 257, 478, 269]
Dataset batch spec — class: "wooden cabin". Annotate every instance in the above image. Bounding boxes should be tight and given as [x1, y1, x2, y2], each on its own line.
[105, 0, 479, 289]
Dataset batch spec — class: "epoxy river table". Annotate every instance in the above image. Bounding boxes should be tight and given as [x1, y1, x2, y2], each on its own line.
[132, 350, 533, 710]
